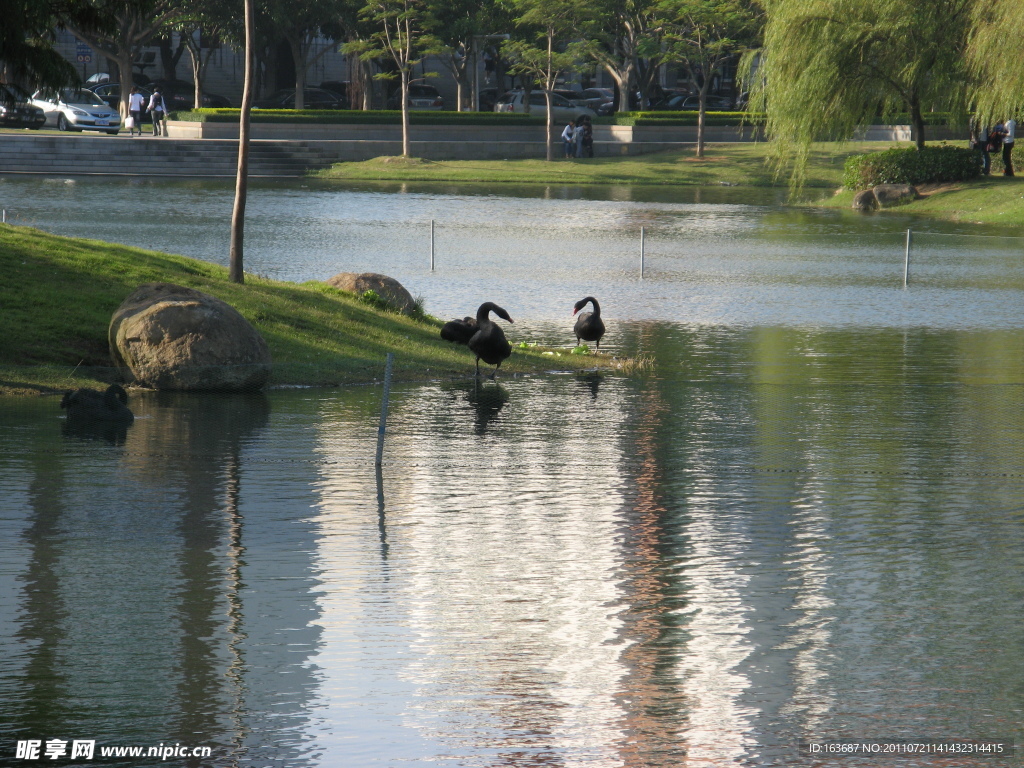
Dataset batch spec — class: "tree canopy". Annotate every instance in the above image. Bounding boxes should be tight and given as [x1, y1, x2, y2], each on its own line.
[751, 0, 974, 187]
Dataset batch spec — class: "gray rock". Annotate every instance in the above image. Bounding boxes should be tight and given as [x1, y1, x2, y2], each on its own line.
[327, 272, 416, 314]
[872, 183, 919, 208]
[852, 189, 878, 210]
[109, 283, 271, 391]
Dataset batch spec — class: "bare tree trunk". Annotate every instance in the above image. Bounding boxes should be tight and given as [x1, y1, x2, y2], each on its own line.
[289, 34, 307, 110]
[910, 93, 926, 150]
[545, 30, 554, 162]
[230, 0, 256, 284]
[400, 67, 410, 156]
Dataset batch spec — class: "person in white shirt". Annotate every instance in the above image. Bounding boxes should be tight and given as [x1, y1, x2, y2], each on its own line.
[148, 88, 168, 136]
[561, 120, 576, 158]
[1001, 117, 1015, 176]
[127, 87, 145, 136]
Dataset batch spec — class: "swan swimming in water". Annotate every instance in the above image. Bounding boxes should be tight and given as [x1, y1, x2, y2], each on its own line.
[572, 296, 605, 351]
[60, 384, 134, 423]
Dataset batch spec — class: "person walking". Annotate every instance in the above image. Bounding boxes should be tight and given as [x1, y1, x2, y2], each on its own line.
[561, 120, 576, 159]
[148, 87, 168, 136]
[127, 86, 145, 137]
[1001, 116, 1015, 176]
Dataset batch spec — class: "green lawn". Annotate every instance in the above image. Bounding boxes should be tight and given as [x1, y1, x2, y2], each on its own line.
[827, 175, 1024, 227]
[316, 142, 899, 189]
[0, 224, 626, 396]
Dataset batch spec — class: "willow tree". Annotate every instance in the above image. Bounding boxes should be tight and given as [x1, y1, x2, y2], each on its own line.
[751, 0, 973, 188]
[967, 0, 1024, 123]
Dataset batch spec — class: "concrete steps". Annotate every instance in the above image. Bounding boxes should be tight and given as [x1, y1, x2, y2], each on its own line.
[0, 134, 339, 177]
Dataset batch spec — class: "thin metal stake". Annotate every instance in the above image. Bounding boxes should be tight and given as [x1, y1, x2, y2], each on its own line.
[2, 209, 6, 224]
[640, 226, 645, 279]
[375, 352, 395, 466]
[903, 228, 912, 289]
[430, 219, 435, 271]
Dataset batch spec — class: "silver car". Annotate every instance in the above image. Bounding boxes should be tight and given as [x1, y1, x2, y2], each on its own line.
[494, 90, 596, 122]
[30, 88, 121, 134]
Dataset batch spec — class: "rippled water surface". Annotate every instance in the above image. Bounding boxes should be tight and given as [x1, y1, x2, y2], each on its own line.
[2, 177, 1024, 766]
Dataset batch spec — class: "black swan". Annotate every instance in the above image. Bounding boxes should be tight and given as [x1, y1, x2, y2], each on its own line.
[467, 302, 514, 378]
[60, 384, 134, 423]
[572, 296, 605, 351]
[440, 316, 477, 345]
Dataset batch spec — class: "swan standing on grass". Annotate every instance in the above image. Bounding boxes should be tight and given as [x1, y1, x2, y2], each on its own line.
[467, 302, 514, 379]
[60, 384, 134, 423]
[572, 297, 605, 351]
[440, 316, 477, 345]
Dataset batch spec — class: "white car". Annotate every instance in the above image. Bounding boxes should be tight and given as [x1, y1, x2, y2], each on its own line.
[494, 90, 596, 122]
[30, 88, 121, 134]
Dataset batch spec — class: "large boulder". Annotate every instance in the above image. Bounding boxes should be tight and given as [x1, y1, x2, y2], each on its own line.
[326, 272, 415, 314]
[852, 189, 878, 211]
[109, 283, 271, 391]
[872, 183, 919, 208]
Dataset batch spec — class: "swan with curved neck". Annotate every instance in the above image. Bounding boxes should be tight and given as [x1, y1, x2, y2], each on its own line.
[468, 302, 514, 379]
[572, 296, 605, 351]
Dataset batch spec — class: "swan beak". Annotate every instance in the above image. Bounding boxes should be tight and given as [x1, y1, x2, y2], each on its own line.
[572, 308, 579, 316]
[508, 318, 515, 323]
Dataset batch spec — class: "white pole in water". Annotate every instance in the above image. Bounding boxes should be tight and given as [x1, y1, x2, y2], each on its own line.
[430, 219, 435, 271]
[903, 228, 912, 289]
[640, 226, 645, 278]
[375, 353, 395, 466]
[2, 209, 6, 224]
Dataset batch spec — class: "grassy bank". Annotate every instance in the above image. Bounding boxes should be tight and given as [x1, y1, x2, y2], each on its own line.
[0, 224, 626, 396]
[316, 142, 899, 189]
[827, 175, 1024, 227]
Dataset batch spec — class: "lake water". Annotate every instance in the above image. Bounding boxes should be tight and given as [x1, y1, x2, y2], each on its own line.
[1, 176, 1023, 766]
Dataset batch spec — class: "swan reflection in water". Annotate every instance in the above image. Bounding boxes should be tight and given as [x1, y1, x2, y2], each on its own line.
[576, 372, 604, 401]
[445, 380, 510, 435]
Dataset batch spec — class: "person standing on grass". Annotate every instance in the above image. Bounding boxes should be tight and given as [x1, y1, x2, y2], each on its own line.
[1001, 117, 1015, 176]
[148, 87, 168, 136]
[127, 87, 145, 137]
[561, 120, 576, 158]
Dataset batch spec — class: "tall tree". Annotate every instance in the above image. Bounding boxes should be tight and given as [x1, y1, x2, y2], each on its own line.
[967, 0, 1024, 123]
[230, 0, 256, 284]
[752, 0, 973, 187]
[0, 0, 110, 92]
[346, 0, 434, 155]
[661, 0, 761, 157]
[173, 0, 242, 110]
[503, 0, 589, 161]
[64, 0, 187, 117]
[264, 0, 346, 109]
[587, 0, 662, 114]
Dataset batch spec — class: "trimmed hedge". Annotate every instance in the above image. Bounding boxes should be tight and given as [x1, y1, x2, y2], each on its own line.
[172, 108, 545, 125]
[600, 111, 764, 127]
[843, 145, 982, 189]
[171, 107, 764, 127]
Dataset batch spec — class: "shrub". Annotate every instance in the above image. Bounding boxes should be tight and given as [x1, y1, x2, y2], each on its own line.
[171, 109, 543, 125]
[843, 145, 982, 189]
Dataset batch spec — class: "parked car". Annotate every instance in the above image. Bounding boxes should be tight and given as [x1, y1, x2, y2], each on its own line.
[30, 88, 121, 134]
[494, 90, 596, 122]
[146, 79, 231, 110]
[254, 87, 347, 110]
[387, 84, 444, 110]
[318, 81, 351, 106]
[551, 88, 585, 106]
[0, 84, 46, 129]
[650, 93, 735, 111]
[85, 82, 154, 123]
[576, 87, 617, 116]
[478, 87, 500, 112]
